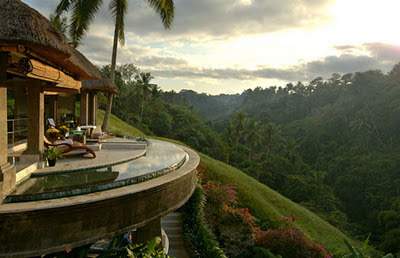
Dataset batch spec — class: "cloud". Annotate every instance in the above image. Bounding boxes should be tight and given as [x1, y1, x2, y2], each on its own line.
[20, 1, 400, 88]
[144, 42, 400, 83]
[185, 81, 195, 87]
[135, 56, 189, 68]
[24, 0, 335, 42]
[333, 42, 400, 62]
[65, 0, 335, 42]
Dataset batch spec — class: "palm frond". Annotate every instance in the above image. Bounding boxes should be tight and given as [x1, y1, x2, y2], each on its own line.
[146, 0, 175, 29]
[55, 0, 72, 16]
[69, 0, 103, 47]
[49, 13, 69, 41]
[109, 0, 128, 46]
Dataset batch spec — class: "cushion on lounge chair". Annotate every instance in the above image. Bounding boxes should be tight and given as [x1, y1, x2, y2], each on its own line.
[44, 136, 96, 158]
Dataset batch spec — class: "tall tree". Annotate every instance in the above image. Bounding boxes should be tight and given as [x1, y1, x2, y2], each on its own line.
[56, 0, 175, 131]
[262, 122, 279, 154]
[231, 111, 247, 151]
[244, 118, 263, 159]
[135, 72, 154, 121]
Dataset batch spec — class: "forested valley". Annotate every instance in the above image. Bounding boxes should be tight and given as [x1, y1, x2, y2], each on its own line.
[100, 63, 400, 256]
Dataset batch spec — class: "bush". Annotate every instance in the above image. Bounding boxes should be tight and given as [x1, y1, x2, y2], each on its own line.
[254, 217, 332, 258]
[181, 186, 226, 258]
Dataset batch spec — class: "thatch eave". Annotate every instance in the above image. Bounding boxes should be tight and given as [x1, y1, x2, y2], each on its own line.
[0, 0, 101, 81]
[82, 74, 120, 94]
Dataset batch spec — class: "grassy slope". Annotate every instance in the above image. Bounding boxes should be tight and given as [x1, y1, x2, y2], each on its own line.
[99, 112, 355, 255]
[97, 110, 146, 138]
[200, 154, 353, 255]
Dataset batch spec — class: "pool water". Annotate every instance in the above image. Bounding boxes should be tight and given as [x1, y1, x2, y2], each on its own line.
[4, 139, 187, 203]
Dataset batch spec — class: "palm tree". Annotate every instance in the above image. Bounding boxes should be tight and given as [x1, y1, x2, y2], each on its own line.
[222, 124, 237, 164]
[135, 72, 154, 121]
[56, 0, 174, 131]
[263, 122, 279, 154]
[244, 118, 263, 160]
[49, 13, 69, 42]
[231, 111, 247, 151]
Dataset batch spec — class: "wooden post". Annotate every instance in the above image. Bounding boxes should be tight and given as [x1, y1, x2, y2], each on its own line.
[89, 92, 97, 125]
[80, 91, 89, 126]
[0, 52, 16, 202]
[22, 79, 44, 161]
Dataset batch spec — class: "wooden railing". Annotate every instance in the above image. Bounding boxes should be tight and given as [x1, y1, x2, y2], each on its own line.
[7, 117, 28, 146]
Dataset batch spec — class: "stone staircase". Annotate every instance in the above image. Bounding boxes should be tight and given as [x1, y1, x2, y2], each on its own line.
[161, 212, 189, 258]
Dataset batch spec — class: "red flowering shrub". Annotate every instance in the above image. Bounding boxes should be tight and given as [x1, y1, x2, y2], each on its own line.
[254, 217, 332, 258]
[197, 164, 332, 258]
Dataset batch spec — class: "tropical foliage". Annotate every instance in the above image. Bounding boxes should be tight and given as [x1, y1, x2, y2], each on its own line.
[161, 64, 400, 256]
[93, 62, 400, 256]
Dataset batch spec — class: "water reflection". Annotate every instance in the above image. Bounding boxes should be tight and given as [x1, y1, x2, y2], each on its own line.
[113, 139, 185, 180]
[6, 139, 186, 202]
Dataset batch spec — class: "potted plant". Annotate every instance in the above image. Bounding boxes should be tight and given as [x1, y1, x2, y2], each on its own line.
[42, 147, 63, 167]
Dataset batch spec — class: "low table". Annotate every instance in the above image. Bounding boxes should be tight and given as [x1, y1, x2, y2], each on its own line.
[80, 125, 97, 137]
[69, 130, 86, 144]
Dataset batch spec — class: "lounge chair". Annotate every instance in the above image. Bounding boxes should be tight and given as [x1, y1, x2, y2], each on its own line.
[47, 118, 56, 129]
[44, 137, 96, 158]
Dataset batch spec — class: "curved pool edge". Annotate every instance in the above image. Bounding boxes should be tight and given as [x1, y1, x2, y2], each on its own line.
[0, 144, 200, 257]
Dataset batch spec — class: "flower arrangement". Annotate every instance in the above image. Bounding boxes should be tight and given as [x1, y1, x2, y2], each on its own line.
[57, 125, 69, 137]
[46, 128, 61, 140]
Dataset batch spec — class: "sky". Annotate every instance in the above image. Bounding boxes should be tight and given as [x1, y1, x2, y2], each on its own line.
[23, 0, 400, 95]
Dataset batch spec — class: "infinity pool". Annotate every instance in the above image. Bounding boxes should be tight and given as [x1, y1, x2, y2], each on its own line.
[4, 139, 187, 203]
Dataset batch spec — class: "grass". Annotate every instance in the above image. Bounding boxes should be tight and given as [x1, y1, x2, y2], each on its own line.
[99, 111, 368, 256]
[97, 110, 147, 138]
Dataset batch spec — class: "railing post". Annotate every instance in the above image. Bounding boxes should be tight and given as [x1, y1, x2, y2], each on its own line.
[12, 118, 15, 146]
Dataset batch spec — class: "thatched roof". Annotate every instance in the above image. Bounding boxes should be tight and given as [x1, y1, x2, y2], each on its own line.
[0, 0, 101, 80]
[82, 73, 120, 94]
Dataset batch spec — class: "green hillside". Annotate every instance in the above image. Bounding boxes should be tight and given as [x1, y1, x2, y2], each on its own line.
[200, 153, 352, 255]
[97, 110, 147, 138]
[98, 111, 365, 256]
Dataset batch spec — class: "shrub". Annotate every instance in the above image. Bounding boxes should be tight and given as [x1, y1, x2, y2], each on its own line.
[254, 217, 332, 258]
[181, 186, 226, 258]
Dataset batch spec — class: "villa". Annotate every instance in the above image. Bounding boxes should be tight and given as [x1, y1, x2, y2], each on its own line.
[0, 1, 199, 256]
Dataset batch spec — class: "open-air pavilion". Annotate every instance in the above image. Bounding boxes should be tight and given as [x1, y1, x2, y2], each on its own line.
[0, 0, 100, 200]
[81, 73, 120, 127]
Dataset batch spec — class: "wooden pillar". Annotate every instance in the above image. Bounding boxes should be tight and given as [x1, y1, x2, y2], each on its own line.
[95, 94, 98, 125]
[80, 91, 89, 126]
[88, 92, 97, 125]
[133, 219, 161, 244]
[22, 79, 44, 162]
[0, 52, 16, 202]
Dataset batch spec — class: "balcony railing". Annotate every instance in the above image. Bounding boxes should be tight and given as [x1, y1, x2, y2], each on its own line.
[7, 117, 28, 146]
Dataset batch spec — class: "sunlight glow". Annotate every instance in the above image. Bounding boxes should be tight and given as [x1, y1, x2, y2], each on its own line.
[329, 0, 400, 45]
[240, 0, 253, 6]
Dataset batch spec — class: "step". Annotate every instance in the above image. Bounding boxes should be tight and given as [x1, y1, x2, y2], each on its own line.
[163, 212, 183, 219]
[167, 249, 189, 258]
[162, 226, 182, 232]
[167, 234, 182, 242]
[162, 222, 182, 229]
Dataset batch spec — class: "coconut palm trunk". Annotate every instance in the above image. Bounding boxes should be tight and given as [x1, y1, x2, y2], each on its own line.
[102, 4, 121, 131]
